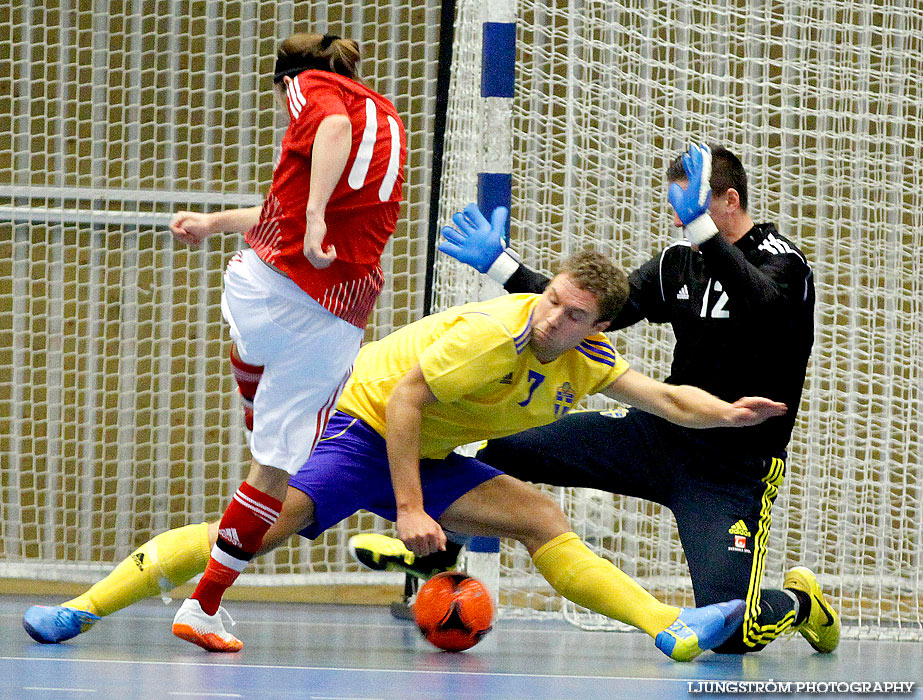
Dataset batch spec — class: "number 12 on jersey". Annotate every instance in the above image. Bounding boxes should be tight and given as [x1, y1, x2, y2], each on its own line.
[700, 279, 729, 318]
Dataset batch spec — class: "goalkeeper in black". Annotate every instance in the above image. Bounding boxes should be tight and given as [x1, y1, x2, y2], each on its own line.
[351, 144, 839, 655]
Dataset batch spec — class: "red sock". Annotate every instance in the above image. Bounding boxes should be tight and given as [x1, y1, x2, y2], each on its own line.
[230, 345, 263, 431]
[193, 482, 282, 615]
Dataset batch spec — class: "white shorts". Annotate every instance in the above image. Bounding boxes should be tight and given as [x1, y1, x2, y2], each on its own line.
[221, 249, 364, 475]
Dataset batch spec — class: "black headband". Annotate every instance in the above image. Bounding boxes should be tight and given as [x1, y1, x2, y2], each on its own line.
[273, 34, 341, 83]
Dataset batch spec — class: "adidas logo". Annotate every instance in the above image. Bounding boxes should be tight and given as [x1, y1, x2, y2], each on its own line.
[676, 285, 689, 300]
[219, 528, 242, 548]
[499, 372, 513, 385]
[728, 520, 751, 537]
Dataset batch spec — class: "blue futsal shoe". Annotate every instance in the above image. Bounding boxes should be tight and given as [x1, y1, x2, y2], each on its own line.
[654, 599, 745, 662]
[23, 605, 100, 644]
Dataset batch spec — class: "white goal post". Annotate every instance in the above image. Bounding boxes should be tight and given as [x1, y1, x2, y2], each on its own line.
[434, 0, 923, 640]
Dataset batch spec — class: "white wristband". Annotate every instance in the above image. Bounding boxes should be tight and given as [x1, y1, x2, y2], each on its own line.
[684, 212, 719, 245]
[486, 250, 520, 284]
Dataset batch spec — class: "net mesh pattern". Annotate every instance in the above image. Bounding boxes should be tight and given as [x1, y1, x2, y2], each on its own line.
[0, 1, 440, 586]
[435, 0, 923, 639]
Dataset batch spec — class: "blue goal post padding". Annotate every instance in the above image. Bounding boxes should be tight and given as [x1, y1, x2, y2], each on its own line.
[477, 172, 512, 245]
[468, 536, 500, 553]
[481, 22, 515, 98]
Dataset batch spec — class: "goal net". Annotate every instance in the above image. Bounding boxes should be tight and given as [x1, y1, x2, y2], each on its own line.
[434, 0, 923, 639]
[3, 0, 922, 642]
[0, 1, 440, 590]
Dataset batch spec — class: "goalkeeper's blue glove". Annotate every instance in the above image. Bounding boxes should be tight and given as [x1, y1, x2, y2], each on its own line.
[668, 143, 719, 245]
[438, 203, 520, 284]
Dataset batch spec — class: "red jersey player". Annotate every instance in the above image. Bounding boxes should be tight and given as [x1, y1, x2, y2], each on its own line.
[168, 32, 406, 651]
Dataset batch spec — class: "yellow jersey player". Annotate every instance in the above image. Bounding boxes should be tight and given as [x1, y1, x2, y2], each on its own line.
[399, 145, 838, 656]
[23, 247, 786, 661]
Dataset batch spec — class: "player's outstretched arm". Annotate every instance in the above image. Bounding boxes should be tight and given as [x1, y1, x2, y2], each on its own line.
[385, 364, 447, 557]
[439, 203, 523, 282]
[668, 143, 719, 245]
[600, 368, 786, 429]
[169, 206, 263, 246]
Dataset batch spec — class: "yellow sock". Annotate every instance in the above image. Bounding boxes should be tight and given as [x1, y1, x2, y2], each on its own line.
[532, 532, 679, 637]
[63, 522, 211, 617]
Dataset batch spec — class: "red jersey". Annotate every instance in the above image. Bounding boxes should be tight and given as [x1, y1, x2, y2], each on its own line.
[246, 71, 407, 328]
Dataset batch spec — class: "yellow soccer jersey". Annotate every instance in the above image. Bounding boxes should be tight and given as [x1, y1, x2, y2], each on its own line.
[336, 293, 629, 459]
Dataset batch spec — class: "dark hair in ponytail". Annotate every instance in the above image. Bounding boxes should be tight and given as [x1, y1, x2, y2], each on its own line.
[273, 32, 361, 83]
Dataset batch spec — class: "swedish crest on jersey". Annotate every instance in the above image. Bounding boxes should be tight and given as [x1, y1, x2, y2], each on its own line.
[553, 382, 575, 417]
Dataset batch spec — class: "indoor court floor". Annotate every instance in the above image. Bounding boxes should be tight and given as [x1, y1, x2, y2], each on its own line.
[1, 595, 920, 700]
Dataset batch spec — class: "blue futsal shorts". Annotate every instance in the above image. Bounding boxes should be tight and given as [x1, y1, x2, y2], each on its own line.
[288, 410, 504, 539]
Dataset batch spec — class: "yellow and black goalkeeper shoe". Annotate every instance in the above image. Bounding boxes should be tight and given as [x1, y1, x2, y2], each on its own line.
[349, 533, 416, 571]
[349, 533, 463, 579]
[784, 567, 840, 653]
[348, 533, 447, 578]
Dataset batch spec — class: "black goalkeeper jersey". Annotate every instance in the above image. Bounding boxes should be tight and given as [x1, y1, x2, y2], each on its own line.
[506, 223, 814, 455]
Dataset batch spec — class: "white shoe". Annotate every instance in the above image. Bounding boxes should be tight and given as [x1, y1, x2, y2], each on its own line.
[171, 598, 242, 652]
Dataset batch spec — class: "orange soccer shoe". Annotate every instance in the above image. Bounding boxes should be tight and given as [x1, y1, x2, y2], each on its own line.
[171, 598, 243, 652]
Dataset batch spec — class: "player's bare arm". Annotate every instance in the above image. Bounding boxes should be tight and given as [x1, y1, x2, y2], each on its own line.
[600, 368, 786, 429]
[168, 206, 263, 246]
[385, 363, 446, 557]
[302, 110, 353, 268]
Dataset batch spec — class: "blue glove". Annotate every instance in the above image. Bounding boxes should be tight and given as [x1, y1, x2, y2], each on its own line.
[668, 143, 718, 244]
[439, 203, 520, 283]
